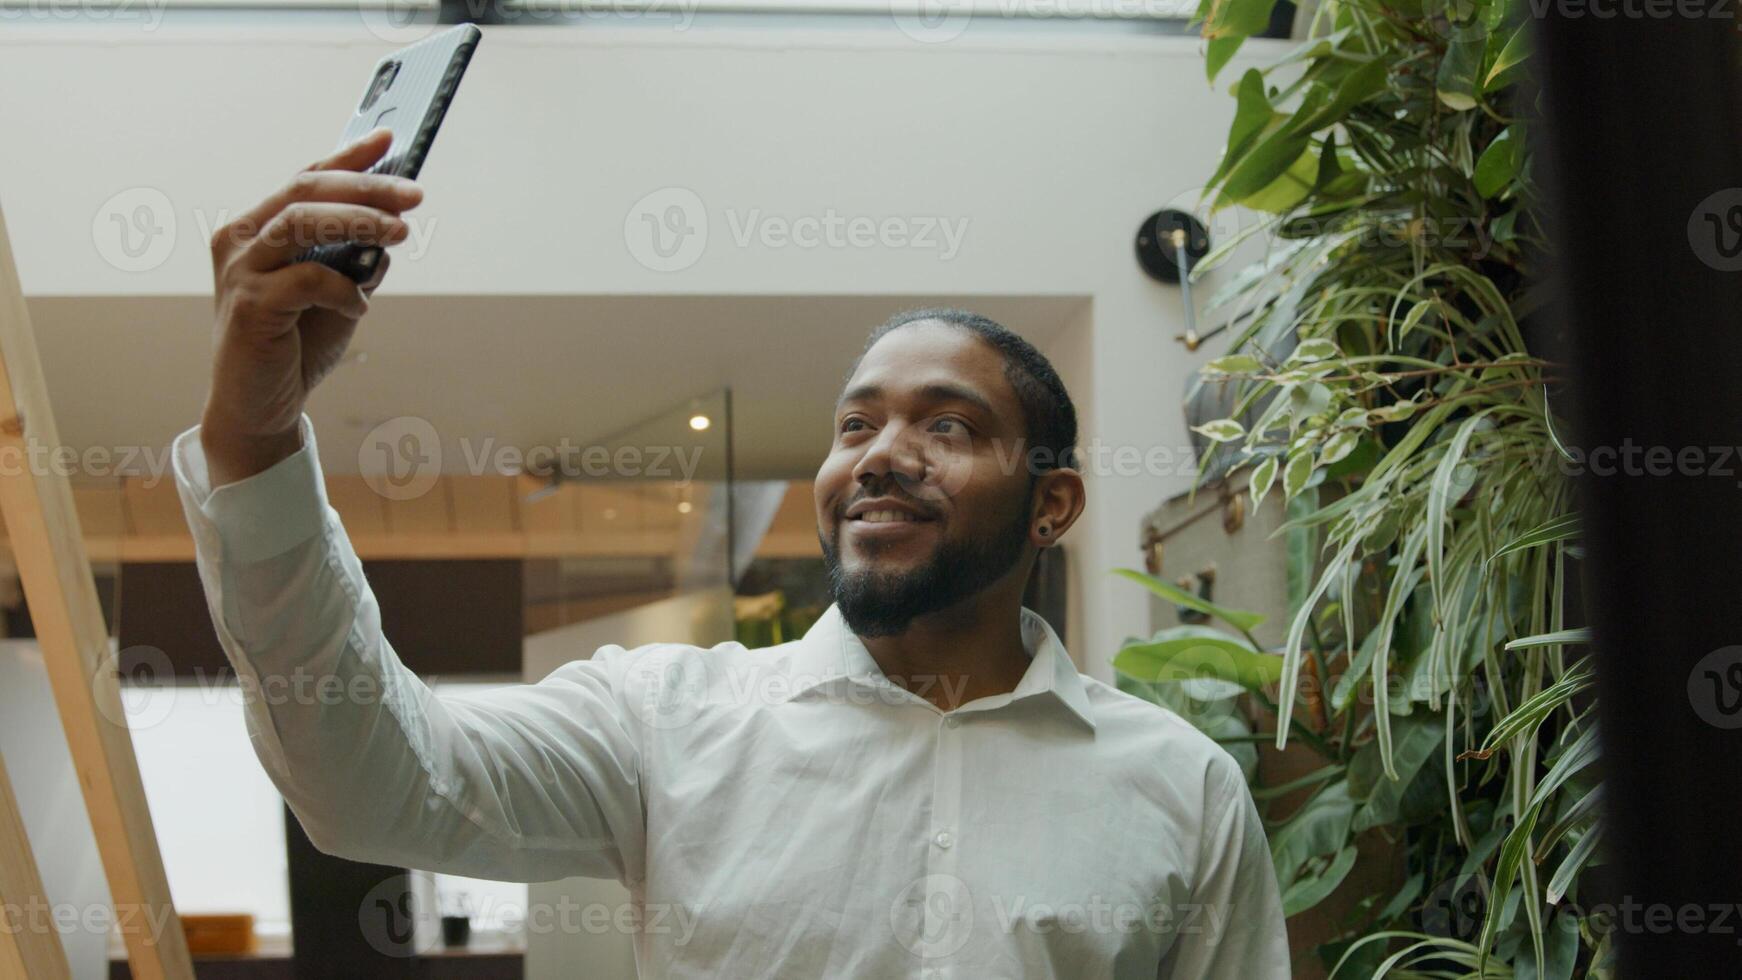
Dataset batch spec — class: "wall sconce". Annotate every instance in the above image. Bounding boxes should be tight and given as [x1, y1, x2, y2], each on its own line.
[1135, 209, 1222, 351]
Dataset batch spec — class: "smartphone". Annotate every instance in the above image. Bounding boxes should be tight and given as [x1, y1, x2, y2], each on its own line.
[297, 24, 482, 283]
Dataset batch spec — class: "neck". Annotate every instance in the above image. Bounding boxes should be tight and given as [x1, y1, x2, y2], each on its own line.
[859, 573, 1032, 712]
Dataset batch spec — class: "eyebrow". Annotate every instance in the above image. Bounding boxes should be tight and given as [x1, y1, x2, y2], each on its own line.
[837, 382, 997, 418]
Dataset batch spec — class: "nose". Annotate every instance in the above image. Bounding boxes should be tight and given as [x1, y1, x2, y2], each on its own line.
[850, 420, 930, 496]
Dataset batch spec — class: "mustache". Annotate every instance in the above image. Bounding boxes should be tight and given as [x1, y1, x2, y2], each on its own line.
[839, 483, 941, 520]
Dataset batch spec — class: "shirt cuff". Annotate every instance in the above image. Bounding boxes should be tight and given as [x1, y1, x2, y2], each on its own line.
[171, 414, 331, 564]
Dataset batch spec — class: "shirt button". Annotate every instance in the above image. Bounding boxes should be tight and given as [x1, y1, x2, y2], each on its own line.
[934, 830, 954, 849]
[945, 716, 961, 729]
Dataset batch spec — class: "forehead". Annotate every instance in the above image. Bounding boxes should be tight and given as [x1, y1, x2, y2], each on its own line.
[840, 322, 1017, 411]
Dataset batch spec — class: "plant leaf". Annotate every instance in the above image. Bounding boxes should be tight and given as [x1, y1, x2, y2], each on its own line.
[1237, 143, 1318, 214]
[1428, 410, 1493, 616]
[1284, 57, 1388, 137]
[1504, 627, 1592, 651]
[1528, 725, 1600, 814]
[1489, 513, 1580, 564]
[1321, 429, 1359, 466]
[1479, 802, 1542, 964]
[1281, 845, 1359, 917]
[1113, 625, 1283, 690]
[1283, 447, 1315, 499]
[1437, 22, 1487, 112]
[1484, 23, 1530, 90]
[1249, 455, 1278, 506]
[1290, 337, 1341, 362]
[1354, 715, 1446, 831]
[1481, 670, 1595, 751]
[1201, 0, 1276, 39]
[1474, 126, 1520, 198]
[1204, 353, 1264, 375]
[1193, 418, 1247, 443]
[1547, 825, 1604, 904]
[1206, 35, 1244, 84]
[1208, 69, 1278, 190]
[1269, 781, 1356, 887]
[1111, 568, 1267, 632]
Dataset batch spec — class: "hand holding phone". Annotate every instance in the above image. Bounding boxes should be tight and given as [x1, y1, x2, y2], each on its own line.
[297, 24, 481, 282]
[200, 26, 481, 488]
[201, 131, 422, 488]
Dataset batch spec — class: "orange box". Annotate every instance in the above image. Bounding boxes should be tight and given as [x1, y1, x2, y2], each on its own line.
[180, 914, 256, 956]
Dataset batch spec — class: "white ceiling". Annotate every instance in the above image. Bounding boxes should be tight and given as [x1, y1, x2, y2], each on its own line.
[29, 294, 1085, 482]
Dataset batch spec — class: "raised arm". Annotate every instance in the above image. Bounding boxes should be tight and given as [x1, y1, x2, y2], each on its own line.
[178, 133, 645, 884]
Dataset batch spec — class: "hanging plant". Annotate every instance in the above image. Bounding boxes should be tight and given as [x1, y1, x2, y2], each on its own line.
[1113, 0, 1608, 975]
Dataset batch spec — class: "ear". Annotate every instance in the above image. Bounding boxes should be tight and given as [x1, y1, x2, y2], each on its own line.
[1029, 467, 1086, 548]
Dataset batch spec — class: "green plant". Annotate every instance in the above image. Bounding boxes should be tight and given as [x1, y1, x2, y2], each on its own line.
[1113, 1, 1608, 976]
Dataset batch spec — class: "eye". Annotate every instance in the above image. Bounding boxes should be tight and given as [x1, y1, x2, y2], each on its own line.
[840, 417, 868, 434]
[929, 417, 967, 435]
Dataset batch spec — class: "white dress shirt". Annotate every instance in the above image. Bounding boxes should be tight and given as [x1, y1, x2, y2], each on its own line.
[169, 414, 1289, 980]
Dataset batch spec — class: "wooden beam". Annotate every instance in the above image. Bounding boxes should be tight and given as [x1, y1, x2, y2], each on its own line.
[0, 749, 71, 980]
[383, 476, 452, 536]
[324, 476, 388, 537]
[0, 205, 192, 978]
[448, 474, 518, 535]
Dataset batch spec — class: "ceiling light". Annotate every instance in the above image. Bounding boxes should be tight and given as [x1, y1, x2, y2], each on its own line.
[688, 414, 711, 431]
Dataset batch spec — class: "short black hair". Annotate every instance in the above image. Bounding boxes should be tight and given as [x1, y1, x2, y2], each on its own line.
[849, 307, 1080, 474]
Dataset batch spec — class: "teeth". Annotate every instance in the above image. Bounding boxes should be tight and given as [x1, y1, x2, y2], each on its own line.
[859, 510, 915, 523]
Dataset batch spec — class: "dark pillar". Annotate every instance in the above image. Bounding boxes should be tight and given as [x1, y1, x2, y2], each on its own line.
[1531, 15, 1742, 977]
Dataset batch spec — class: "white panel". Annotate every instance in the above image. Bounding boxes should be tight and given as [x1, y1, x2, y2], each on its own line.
[0, 641, 112, 980]
[124, 682, 292, 933]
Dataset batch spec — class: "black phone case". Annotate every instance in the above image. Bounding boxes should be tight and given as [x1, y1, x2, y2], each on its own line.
[297, 24, 481, 283]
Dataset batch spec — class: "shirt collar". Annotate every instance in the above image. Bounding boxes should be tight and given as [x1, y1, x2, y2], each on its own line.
[783, 603, 1096, 731]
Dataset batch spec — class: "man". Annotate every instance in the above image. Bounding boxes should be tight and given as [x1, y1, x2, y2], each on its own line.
[176, 130, 1289, 978]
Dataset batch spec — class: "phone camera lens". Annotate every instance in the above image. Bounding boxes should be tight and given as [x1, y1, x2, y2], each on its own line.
[359, 60, 401, 113]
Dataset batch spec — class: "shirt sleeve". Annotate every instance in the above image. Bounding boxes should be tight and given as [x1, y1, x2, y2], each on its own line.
[170, 414, 647, 885]
[1157, 751, 1291, 979]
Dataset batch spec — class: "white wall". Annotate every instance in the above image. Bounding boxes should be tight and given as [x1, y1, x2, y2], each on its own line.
[0, 19, 1275, 682]
[0, 642, 111, 980]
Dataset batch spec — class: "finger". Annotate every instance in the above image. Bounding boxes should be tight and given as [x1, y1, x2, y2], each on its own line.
[240, 202, 410, 272]
[218, 130, 406, 246]
[222, 170, 421, 257]
[310, 127, 395, 174]
[250, 260, 370, 320]
[359, 249, 392, 294]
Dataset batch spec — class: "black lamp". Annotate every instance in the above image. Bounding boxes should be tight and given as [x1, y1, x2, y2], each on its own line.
[1135, 209, 1215, 349]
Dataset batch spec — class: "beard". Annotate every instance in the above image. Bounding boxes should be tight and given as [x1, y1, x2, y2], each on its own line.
[820, 499, 1030, 638]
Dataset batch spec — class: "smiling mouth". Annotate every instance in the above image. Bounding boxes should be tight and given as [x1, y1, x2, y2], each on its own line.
[849, 509, 934, 524]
